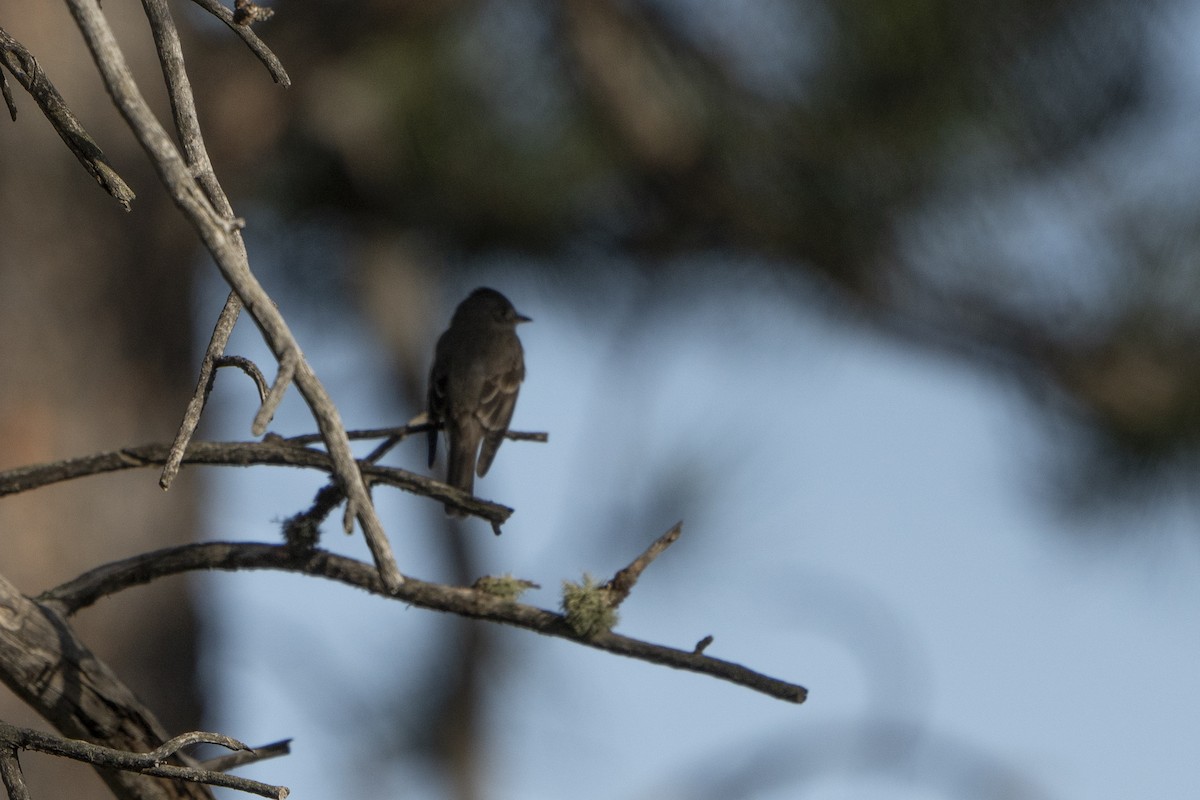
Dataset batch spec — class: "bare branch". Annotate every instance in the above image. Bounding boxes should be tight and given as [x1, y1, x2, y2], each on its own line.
[605, 520, 683, 606]
[233, 0, 275, 26]
[0, 26, 135, 208]
[252, 350, 295, 436]
[147, 731, 250, 763]
[283, 424, 548, 448]
[64, 0, 402, 589]
[161, 293, 243, 490]
[0, 722, 288, 799]
[39, 542, 808, 704]
[186, 0, 291, 86]
[0, 573, 215, 799]
[214, 355, 269, 403]
[0, 439, 516, 527]
[141, 0, 229, 211]
[1, 64, 16, 121]
[0, 745, 30, 800]
[200, 739, 291, 773]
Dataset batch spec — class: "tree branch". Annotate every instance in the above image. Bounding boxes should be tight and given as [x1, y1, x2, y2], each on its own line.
[0, 722, 288, 799]
[185, 0, 290, 86]
[0, 744, 30, 800]
[63, 0, 402, 589]
[161, 293, 243, 490]
[0, 26, 134, 208]
[0, 573, 215, 800]
[0, 439, 518, 527]
[38, 542, 808, 704]
[605, 520, 682, 605]
[199, 739, 290, 773]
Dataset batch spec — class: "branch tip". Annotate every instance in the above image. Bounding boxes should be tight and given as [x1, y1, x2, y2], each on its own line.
[606, 520, 683, 605]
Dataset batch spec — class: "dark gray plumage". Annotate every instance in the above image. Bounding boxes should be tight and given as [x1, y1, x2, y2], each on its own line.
[427, 287, 530, 515]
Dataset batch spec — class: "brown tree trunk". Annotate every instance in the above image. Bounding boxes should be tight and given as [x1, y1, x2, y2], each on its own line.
[0, 5, 202, 797]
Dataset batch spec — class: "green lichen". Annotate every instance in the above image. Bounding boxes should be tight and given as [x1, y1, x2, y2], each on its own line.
[560, 573, 618, 638]
[474, 574, 538, 600]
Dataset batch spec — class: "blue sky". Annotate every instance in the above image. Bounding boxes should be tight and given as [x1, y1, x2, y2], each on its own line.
[196, 269, 1200, 799]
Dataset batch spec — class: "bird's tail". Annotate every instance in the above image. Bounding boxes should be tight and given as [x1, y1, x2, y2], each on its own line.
[444, 434, 477, 517]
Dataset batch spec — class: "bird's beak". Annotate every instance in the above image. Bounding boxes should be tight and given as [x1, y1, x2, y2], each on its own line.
[516, 312, 532, 324]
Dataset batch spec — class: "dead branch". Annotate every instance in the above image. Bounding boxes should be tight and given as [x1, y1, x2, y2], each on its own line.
[63, 0, 402, 589]
[0, 26, 134, 208]
[161, 293, 243, 490]
[0, 572, 215, 800]
[38, 542, 808, 705]
[605, 520, 683, 606]
[185, 0, 290, 85]
[0, 722, 288, 799]
[0, 439, 518, 527]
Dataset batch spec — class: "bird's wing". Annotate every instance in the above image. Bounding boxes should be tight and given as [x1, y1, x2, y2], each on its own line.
[475, 360, 524, 477]
[426, 358, 449, 467]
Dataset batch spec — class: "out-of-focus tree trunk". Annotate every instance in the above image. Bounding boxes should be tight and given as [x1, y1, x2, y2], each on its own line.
[0, 5, 202, 797]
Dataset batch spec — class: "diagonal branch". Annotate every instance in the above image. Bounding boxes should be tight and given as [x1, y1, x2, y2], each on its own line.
[38, 542, 808, 705]
[161, 292, 243, 490]
[605, 520, 682, 606]
[0, 26, 135, 208]
[64, 0, 402, 589]
[186, 0, 291, 86]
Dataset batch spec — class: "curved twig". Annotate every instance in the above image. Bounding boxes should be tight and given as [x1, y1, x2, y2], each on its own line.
[39, 541, 808, 704]
[215, 355, 269, 402]
[148, 730, 250, 763]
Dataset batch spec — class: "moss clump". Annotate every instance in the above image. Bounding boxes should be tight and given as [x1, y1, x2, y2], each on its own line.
[560, 573, 618, 638]
[473, 574, 538, 600]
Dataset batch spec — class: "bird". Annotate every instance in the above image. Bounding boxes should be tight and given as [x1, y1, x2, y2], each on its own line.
[427, 287, 530, 515]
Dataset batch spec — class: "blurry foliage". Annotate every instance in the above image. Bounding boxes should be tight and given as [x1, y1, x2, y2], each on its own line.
[197, 0, 1192, 489]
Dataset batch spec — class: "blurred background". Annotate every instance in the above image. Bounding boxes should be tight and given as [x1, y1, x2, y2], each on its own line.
[3, 0, 1200, 797]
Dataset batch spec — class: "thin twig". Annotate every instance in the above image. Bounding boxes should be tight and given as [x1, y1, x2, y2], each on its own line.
[0, 26, 135, 208]
[1, 66, 16, 121]
[148, 730, 250, 763]
[215, 354, 269, 403]
[284, 424, 548, 448]
[39, 542, 808, 704]
[141, 0, 229, 211]
[252, 350, 295, 436]
[186, 0, 291, 86]
[0, 439, 516, 527]
[201, 739, 291, 773]
[605, 520, 683, 606]
[161, 292, 243, 489]
[0, 721, 288, 799]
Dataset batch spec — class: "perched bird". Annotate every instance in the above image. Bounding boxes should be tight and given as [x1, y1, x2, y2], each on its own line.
[427, 287, 530, 514]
